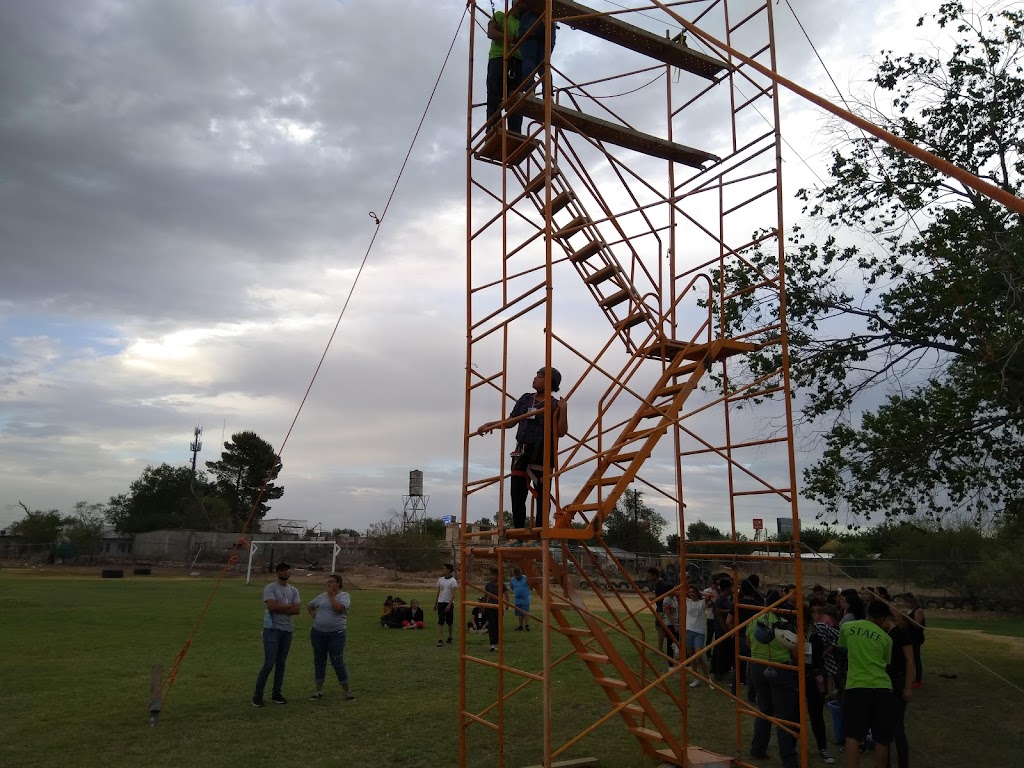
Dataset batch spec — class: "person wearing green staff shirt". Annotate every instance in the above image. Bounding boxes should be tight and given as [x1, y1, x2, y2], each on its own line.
[838, 599, 896, 768]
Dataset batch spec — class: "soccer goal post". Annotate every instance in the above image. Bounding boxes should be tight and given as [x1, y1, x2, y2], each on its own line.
[245, 540, 341, 584]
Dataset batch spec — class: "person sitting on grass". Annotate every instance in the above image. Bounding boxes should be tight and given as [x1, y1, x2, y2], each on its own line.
[402, 599, 425, 629]
[467, 601, 489, 633]
[839, 599, 895, 768]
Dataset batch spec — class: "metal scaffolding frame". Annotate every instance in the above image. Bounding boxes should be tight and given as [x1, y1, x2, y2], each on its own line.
[460, 1, 805, 766]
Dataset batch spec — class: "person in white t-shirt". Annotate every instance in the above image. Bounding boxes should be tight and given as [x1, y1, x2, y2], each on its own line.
[435, 563, 458, 647]
[685, 585, 711, 687]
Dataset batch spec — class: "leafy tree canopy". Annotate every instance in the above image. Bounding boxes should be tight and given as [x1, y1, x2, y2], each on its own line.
[107, 464, 233, 534]
[7, 503, 64, 545]
[603, 490, 668, 553]
[205, 431, 283, 527]
[718, 1, 1024, 524]
[686, 520, 727, 541]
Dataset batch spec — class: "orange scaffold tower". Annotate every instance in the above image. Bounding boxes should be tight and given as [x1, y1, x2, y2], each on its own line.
[461, 1, 806, 766]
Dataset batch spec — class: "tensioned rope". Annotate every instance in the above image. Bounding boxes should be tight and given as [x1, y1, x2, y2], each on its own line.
[150, 4, 471, 716]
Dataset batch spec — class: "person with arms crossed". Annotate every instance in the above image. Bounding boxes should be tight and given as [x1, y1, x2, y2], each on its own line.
[435, 563, 458, 647]
[306, 573, 355, 701]
[253, 561, 301, 707]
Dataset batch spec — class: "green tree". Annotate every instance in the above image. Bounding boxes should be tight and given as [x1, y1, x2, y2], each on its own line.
[8, 503, 63, 545]
[797, 525, 835, 552]
[364, 518, 446, 573]
[715, 1, 1024, 524]
[107, 464, 232, 534]
[205, 431, 283, 528]
[603, 490, 667, 553]
[686, 520, 727, 541]
[62, 501, 107, 555]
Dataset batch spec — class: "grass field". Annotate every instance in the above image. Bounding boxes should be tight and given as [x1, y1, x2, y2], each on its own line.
[3, 571, 1024, 768]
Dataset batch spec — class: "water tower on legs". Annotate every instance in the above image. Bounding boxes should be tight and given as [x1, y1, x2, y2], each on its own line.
[402, 469, 429, 530]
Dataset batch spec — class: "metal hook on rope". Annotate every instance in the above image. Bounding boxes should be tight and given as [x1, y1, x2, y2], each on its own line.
[368, 211, 380, 226]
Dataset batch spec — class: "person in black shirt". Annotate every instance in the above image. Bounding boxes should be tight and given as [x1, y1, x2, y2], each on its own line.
[648, 566, 670, 654]
[484, 568, 507, 652]
[885, 609, 914, 768]
[711, 578, 734, 680]
[477, 367, 568, 529]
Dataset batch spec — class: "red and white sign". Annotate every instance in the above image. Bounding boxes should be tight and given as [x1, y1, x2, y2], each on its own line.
[752, 518, 764, 530]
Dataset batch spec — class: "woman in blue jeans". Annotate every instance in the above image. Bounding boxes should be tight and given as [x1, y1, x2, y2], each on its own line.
[306, 574, 355, 700]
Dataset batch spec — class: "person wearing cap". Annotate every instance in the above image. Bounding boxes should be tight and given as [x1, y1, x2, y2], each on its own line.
[477, 367, 569, 529]
[252, 561, 301, 707]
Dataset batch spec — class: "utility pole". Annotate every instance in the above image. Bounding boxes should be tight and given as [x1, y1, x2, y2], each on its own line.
[630, 488, 641, 555]
[189, 426, 203, 481]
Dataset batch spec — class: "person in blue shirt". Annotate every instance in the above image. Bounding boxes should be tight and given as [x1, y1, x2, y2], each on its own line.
[510, 567, 532, 631]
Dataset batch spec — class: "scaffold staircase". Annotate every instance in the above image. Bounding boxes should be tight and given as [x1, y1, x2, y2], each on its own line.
[489, 546, 731, 767]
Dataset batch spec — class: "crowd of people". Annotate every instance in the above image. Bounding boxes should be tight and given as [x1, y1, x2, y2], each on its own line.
[648, 567, 927, 767]
[249, 558, 925, 768]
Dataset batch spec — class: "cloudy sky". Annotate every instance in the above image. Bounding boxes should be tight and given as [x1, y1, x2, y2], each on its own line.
[0, 0, 940, 536]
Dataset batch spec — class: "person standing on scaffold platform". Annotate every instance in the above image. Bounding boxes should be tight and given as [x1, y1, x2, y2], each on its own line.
[477, 367, 568, 529]
[485, 0, 526, 134]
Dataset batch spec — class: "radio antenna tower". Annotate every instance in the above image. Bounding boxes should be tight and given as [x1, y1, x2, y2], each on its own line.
[189, 426, 203, 480]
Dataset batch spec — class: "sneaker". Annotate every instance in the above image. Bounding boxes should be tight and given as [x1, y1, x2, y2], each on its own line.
[514, 626, 523, 631]
[689, 679, 701, 688]
[270, 693, 287, 705]
[437, 639, 444, 647]
[344, 691, 356, 701]
[489, 645, 497, 652]
[524, 625, 530, 631]
[251, 695, 264, 707]
[819, 749, 835, 764]
[447, 637, 454, 644]
[309, 692, 323, 700]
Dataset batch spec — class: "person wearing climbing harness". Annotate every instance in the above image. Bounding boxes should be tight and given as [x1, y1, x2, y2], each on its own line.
[485, 0, 526, 134]
[517, 4, 557, 93]
[477, 367, 568, 529]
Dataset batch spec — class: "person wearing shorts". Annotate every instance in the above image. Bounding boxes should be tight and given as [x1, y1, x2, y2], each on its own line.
[510, 567, 531, 631]
[435, 563, 457, 647]
[839, 599, 896, 767]
[684, 585, 709, 687]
